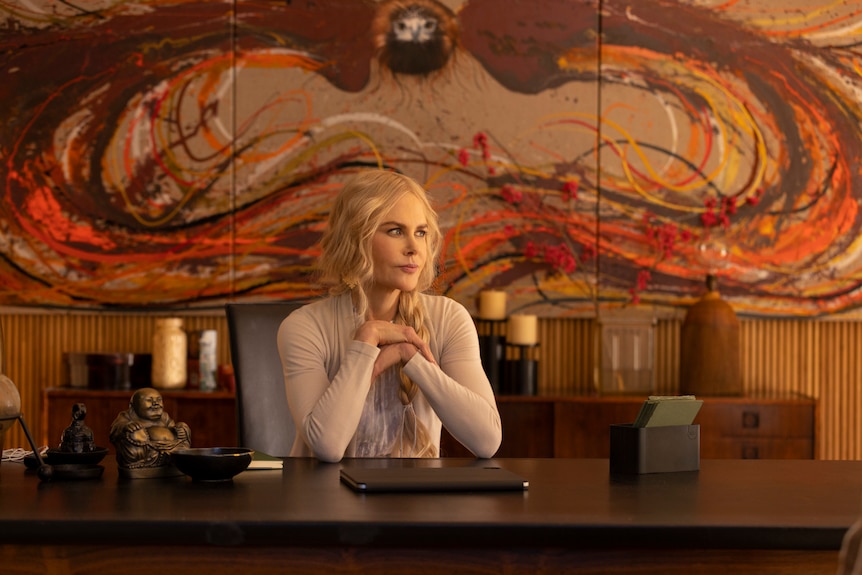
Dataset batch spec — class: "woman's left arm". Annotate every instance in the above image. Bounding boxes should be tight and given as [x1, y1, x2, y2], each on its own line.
[402, 300, 502, 458]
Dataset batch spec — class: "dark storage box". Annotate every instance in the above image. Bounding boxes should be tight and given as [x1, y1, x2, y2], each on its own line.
[609, 423, 700, 474]
[87, 353, 132, 389]
[64, 353, 150, 390]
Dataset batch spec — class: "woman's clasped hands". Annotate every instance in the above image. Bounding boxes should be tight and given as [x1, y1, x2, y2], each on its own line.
[355, 320, 436, 380]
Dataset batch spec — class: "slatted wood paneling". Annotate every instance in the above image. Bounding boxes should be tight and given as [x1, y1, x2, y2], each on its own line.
[0, 312, 229, 452]
[817, 321, 862, 461]
[2, 311, 861, 460]
[536, 317, 594, 396]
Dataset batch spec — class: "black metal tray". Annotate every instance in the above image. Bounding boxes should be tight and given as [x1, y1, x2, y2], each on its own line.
[23, 447, 109, 469]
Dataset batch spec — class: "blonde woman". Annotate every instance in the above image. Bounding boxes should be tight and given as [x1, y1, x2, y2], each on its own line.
[277, 169, 501, 462]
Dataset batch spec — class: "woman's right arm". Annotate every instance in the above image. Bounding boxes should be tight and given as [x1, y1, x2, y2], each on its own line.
[277, 309, 379, 462]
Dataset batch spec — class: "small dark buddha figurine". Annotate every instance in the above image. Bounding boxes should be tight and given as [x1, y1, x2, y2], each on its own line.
[59, 402, 96, 453]
[109, 387, 191, 478]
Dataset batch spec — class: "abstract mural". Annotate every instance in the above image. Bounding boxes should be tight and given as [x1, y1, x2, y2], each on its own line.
[1, 0, 861, 317]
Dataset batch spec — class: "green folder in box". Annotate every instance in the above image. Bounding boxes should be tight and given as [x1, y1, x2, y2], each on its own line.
[633, 395, 703, 428]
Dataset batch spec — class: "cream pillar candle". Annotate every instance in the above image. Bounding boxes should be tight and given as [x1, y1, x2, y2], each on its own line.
[507, 314, 538, 345]
[478, 290, 507, 320]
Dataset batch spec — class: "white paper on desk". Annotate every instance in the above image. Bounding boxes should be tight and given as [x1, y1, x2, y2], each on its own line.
[247, 451, 284, 470]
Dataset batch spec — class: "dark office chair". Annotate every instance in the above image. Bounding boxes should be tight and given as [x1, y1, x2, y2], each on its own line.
[225, 302, 304, 457]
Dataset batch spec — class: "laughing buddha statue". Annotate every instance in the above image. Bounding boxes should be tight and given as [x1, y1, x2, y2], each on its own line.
[109, 387, 191, 478]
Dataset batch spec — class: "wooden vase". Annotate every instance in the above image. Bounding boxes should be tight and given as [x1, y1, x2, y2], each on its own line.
[679, 276, 742, 396]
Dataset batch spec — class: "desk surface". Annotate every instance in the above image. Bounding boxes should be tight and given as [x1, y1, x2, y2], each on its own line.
[1, 457, 861, 552]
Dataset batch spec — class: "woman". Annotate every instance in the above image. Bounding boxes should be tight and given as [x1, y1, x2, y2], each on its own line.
[277, 169, 502, 462]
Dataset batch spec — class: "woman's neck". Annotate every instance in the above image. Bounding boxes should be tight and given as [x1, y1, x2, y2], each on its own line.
[363, 289, 400, 322]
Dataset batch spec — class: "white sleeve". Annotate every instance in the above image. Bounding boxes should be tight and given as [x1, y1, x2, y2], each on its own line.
[403, 300, 502, 458]
[277, 307, 379, 462]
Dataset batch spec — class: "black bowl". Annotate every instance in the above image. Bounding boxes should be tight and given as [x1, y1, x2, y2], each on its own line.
[171, 447, 254, 482]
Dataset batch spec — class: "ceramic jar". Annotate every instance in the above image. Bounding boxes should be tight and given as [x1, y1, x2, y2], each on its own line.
[679, 275, 741, 396]
[151, 318, 188, 389]
[0, 374, 21, 461]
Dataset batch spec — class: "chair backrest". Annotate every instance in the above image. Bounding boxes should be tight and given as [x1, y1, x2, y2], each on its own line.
[225, 302, 304, 457]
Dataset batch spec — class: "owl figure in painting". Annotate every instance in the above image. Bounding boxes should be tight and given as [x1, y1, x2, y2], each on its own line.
[373, 0, 459, 76]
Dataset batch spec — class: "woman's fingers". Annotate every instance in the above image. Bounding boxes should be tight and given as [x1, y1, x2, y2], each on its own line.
[372, 344, 406, 380]
[356, 321, 437, 366]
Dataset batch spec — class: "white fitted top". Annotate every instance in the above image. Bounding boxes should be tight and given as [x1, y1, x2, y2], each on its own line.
[277, 292, 502, 462]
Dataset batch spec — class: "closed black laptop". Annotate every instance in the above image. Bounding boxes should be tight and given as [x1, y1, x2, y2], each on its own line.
[339, 466, 529, 493]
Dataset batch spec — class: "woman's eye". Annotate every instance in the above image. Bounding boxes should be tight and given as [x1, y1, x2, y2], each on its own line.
[415, 230, 427, 238]
[387, 228, 403, 236]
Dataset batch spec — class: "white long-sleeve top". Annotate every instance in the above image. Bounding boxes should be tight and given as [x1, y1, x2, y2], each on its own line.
[277, 292, 502, 462]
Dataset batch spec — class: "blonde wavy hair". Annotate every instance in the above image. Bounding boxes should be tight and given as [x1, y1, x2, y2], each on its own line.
[318, 169, 442, 457]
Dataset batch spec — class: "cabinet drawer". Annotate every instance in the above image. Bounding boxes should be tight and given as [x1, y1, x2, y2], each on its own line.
[702, 437, 814, 459]
[696, 401, 814, 438]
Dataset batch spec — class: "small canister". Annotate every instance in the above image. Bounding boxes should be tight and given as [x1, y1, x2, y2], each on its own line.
[198, 329, 218, 392]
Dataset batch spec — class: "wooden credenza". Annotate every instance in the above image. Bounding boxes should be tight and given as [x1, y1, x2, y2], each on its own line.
[44, 388, 815, 460]
[442, 395, 817, 459]
[41, 388, 237, 450]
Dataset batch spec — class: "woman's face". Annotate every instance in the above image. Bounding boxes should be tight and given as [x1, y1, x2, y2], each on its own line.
[370, 193, 428, 296]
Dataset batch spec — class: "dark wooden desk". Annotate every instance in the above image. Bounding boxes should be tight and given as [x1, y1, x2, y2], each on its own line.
[0, 457, 858, 574]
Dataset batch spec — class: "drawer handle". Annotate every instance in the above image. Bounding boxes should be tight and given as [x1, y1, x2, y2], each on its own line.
[742, 411, 760, 429]
[742, 445, 760, 459]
